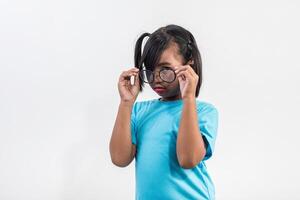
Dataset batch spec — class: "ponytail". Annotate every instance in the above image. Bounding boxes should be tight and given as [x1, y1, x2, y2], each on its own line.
[134, 32, 150, 93]
[134, 33, 150, 68]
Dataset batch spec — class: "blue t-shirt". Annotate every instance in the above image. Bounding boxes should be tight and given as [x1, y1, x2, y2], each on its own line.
[130, 98, 219, 200]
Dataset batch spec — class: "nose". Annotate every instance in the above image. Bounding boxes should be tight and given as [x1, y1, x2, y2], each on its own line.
[153, 70, 162, 82]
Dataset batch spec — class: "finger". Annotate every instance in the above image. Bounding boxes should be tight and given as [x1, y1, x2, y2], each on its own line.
[120, 74, 135, 86]
[175, 64, 191, 69]
[186, 65, 197, 77]
[120, 67, 139, 77]
[120, 70, 139, 81]
[130, 73, 140, 86]
[178, 75, 183, 82]
[129, 72, 139, 85]
[119, 71, 129, 82]
[133, 73, 140, 85]
[124, 72, 137, 86]
[185, 69, 198, 81]
[177, 70, 189, 77]
[177, 71, 190, 80]
[176, 65, 197, 78]
[125, 69, 140, 76]
[174, 65, 189, 74]
[186, 68, 196, 78]
[129, 67, 140, 72]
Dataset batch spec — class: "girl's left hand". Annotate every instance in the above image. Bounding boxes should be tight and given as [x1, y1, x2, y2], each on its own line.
[174, 64, 199, 100]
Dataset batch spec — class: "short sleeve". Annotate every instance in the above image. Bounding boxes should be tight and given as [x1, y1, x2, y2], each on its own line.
[130, 102, 138, 145]
[198, 103, 219, 161]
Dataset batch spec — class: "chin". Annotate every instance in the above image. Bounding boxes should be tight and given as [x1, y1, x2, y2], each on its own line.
[163, 93, 179, 99]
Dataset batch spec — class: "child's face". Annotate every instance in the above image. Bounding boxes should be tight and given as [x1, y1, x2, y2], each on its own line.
[149, 43, 184, 100]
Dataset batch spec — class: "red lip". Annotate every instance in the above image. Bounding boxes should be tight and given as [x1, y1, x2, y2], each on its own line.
[154, 85, 166, 89]
[154, 88, 166, 94]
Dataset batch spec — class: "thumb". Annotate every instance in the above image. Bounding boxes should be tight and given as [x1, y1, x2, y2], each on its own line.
[135, 74, 140, 85]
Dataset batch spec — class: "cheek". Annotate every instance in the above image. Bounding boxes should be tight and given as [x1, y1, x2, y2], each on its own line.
[167, 80, 180, 91]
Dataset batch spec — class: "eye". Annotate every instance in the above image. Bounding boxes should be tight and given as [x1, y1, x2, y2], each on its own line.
[160, 66, 173, 70]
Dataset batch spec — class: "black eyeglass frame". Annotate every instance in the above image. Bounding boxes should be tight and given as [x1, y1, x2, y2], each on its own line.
[138, 67, 177, 84]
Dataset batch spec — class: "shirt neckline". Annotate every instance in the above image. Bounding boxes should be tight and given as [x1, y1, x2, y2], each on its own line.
[156, 97, 184, 105]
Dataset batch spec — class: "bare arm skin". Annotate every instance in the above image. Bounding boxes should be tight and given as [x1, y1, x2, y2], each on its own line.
[109, 101, 136, 167]
[109, 67, 140, 167]
[176, 97, 206, 169]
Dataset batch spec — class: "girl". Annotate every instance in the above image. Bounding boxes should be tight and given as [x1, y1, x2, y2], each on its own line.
[109, 24, 219, 200]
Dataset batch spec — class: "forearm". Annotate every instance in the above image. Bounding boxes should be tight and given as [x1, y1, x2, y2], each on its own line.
[176, 97, 206, 169]
[109, 101, 135, 166]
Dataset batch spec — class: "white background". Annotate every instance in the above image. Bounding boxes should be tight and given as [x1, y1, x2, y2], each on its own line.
[1, 0, 300, 199]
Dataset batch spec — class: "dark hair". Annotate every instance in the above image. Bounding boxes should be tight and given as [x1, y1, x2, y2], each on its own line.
[134, 24, 203, 97]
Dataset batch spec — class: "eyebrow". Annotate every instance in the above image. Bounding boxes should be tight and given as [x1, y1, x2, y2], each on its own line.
[155, 62, 176, 70]
[157, 62, 172, 67]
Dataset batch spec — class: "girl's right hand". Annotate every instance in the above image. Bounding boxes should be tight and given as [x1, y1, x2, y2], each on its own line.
[118, 67, 140, 104]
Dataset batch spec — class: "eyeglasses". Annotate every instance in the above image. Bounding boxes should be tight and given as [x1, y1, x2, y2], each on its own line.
[139, 67, 176, 84]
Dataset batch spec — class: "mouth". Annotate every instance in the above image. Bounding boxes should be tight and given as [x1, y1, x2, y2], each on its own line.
[154, 87, 167, 94]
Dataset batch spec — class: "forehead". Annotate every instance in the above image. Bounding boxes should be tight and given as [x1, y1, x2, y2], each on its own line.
[155, 43, 184, 70]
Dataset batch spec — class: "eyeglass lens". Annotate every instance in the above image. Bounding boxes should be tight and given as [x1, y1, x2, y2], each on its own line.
[139, 68, 175, 83]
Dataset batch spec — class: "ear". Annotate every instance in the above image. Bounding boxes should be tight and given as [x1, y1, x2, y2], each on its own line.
[187, 59, 194, 66]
